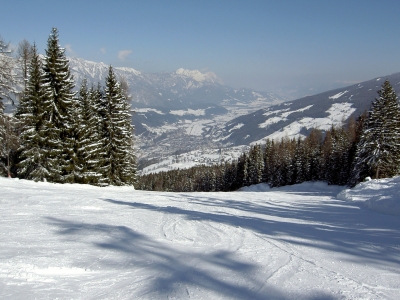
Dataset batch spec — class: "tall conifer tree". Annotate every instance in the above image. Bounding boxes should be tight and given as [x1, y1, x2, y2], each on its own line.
[352, 80, 400, 183]
[76, 79, 105, 184]
[103, 66, 136, 185]
[43, 28, 77, 182]
[17, 45, 59, 181]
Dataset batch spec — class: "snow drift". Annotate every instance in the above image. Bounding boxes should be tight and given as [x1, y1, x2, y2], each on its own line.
[338, 176, 400, 215]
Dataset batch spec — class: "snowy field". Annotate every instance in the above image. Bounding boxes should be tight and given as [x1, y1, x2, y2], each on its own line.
[0, 177, 399, 299]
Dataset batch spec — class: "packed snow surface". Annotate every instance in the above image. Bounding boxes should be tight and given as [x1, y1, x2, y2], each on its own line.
[1, 177, 399, 299]
[338, 176, 400, 215]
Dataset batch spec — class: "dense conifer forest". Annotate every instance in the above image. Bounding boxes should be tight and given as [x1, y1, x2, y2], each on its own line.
[1, 29, 400, 190]
[0, 28, 136, 185]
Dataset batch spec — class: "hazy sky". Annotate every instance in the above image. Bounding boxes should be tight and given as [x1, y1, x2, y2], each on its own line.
[2, 0, 400, 97]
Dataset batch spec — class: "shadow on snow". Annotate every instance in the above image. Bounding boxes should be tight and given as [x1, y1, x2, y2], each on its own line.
[45, 216, 290, 299]
[44, 185, 400, 299]
[102, 190, 400, 269]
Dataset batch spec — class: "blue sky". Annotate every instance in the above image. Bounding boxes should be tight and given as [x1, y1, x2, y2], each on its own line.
[2, 0, 400, 97]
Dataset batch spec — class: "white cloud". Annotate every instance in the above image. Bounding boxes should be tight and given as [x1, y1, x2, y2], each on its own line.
[64, 44, 76, 56]
[100, 47, 106, 54]
[118, 49, 132, 61]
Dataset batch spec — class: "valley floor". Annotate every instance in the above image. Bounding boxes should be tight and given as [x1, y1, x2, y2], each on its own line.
[0, 178, 399, 299]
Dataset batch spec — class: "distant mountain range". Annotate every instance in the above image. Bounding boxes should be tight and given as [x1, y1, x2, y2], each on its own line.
[68, 57, 284, 109]
[4, 56, 400, 168]
[67, 57, 287, 159]
[71, 57, 400, 160]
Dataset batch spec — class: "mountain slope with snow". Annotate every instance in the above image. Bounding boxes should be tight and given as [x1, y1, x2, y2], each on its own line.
[139, 72, 400, 170]
[222, 73, 400, 145]
[1, 177, 399, 299]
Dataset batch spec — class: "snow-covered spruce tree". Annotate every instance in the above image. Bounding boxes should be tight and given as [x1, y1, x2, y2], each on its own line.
[119, 85, 137, 185]
[89, 82, 114, 186]
[351, 79, 400, 184]
[43, 28, 77, 183]
[347, 112, 368, 186]
[74, 79, 105, 185]
[16, 45, 60, 181]
[102, 66, 136, 186]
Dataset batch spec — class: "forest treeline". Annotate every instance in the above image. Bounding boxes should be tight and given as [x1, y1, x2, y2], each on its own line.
[137, 79, 400, 192]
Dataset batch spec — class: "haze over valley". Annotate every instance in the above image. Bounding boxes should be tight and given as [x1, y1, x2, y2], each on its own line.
[65, 58, 400, 172]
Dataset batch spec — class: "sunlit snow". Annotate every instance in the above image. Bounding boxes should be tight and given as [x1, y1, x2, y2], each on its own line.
[1, 177, 399, 299]
[170, 109, 206, 116]
[184, 119, 212, 136]
[259, 106, 313, 130]
[135, 108, 165, 115]
[229, 123, 245, 132]
[141, 123, 178, 134]
[141, 146, 248, 175]
[254, 102, 356, 143]
[174, 68, 220, 83]
[329, 90, 349, 100]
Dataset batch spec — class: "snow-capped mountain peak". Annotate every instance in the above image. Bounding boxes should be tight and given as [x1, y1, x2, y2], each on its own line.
[175, 68, 222, 84]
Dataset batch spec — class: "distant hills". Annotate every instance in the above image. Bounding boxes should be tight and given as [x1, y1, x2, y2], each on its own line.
[221, 73, 400, 146]
[135, 72, 400, 173]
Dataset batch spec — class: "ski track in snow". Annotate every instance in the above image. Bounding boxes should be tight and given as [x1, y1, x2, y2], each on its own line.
[0, 178, 400, 299]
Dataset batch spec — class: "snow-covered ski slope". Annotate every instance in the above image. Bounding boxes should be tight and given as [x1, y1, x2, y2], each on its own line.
[1, 177, 399, 299]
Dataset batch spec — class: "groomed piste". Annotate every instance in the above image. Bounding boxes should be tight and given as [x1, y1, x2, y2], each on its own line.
[1, 177, 399, 299]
